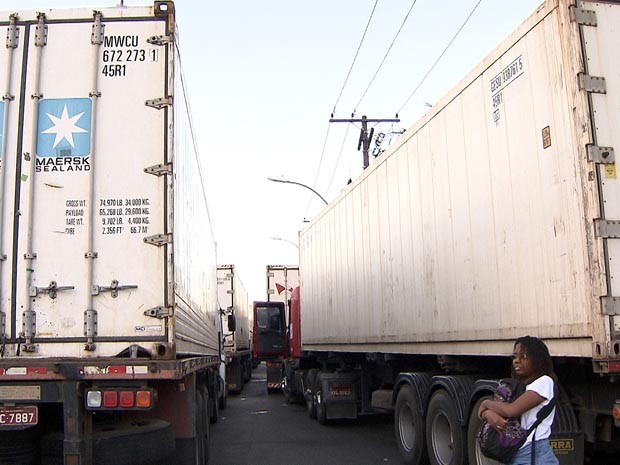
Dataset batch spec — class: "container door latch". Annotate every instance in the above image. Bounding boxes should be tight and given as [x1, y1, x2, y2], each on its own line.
[29, 281, 75, 299]
[92, 280, 138, 298]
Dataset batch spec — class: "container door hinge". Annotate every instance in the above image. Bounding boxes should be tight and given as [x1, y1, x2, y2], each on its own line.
[144, 233, 172, 246]
[594, 219, 620, 238]
[84, 309, 97, 351]
[34, 13, 47, 47]
[29, 281, 75, 299]
[144, 306, 173, 319]
[144, 163, 172, 177]
[578, 73, 606, 94]
[6, 14, 19, 49]
[145, 97, 172, 110]
[21, 310, 36, 352]
[601, 297, 620, 316]
[91, 280, 138, 298]
[0, 311, 6, 337]
[587, 144, 615, 164]
[147, 34, 173, 46]
[569, 6, 597, 26]
[91, 11, 105, 45]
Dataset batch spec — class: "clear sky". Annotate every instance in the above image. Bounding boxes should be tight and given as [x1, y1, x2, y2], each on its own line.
[2, 0, 543, 301]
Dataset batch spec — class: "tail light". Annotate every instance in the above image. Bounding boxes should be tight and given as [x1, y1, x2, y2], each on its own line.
[86, 387, 154, 411]
[613, 401, 620, 427]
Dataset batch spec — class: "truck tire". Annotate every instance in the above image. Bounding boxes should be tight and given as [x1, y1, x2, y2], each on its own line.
[283, 374, 293, 404]
[195, 390, 207, 465]
[305, 369, 319, 418]
[426, 390, 467, 465]
[243, 357, 252, 382]
[208, 377, 220, 424]
[40, 419, 174, 465]
[315, 372, 328, 425]
[395, 385, 427, 465]
[196, 388, 211, 465]
[219, 379, 228, 410]
[467, 396, 501, 465]
[0, 427, 39, 465]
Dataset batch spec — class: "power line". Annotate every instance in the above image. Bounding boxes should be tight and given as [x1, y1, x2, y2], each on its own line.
[303, 122, 332, 218]
[307, 1, 379, 217]
[395, 0, 484, 117]
[353, 0, 419, 114]
[325, 124, 351, 195]
[331, 0, 380, 116]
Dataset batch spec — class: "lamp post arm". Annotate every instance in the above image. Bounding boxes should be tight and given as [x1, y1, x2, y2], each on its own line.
[267, 178, 328, 205]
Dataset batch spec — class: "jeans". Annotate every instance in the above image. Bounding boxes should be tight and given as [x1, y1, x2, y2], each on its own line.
[508, 439, 559, 465]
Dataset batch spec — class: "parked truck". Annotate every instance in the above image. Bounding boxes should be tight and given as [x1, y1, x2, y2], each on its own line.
[217, 265, 252, 394]
[0, 3, 223, 464]
[256, 1, 620, 464]
[256, 265, 299, 391]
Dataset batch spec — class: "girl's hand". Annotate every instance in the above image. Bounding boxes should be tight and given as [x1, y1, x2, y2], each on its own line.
[478, 399, 492, 419]
[483, 410, 508, 432]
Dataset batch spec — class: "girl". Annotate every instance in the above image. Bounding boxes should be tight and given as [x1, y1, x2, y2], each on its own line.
[478, 336, 558, 465]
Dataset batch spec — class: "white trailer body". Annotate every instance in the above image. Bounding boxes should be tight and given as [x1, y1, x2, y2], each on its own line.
[267, 264, 299, 310]
[217, 264, 252, 393]
[0, 4, 221, 464]
[288, 3, 620, 462]
[217, 264, 250, 352]
[0, 3, 218, 359]
[300, 0, 620, 364]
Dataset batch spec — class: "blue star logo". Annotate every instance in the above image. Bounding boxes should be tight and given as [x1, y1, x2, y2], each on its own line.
[37, 98, 91, 158]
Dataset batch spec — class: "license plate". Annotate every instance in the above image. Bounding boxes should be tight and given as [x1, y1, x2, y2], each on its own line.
[0, 406, 38, 426]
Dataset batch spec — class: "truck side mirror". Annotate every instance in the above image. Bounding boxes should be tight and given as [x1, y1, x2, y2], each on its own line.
[228, 313, 237, 333]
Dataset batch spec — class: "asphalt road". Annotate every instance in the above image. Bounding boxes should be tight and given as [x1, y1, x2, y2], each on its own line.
[210, 363, 403, 465]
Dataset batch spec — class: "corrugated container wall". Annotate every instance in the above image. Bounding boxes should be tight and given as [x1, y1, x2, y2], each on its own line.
[0, 2, 219, 359]
[299, 0, 620, 359]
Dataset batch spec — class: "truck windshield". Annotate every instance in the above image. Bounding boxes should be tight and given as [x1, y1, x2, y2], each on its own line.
[256, 307, 283, 331]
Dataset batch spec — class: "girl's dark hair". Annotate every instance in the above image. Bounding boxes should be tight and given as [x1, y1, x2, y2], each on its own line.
[512, 335, 556, 381]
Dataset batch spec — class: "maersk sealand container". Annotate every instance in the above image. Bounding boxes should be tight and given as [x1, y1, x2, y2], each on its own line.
[279, 1, 620, 464]
[0, 3, 223, 464]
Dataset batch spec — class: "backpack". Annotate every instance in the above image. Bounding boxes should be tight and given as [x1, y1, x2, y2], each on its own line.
[477, 378, 556, 464]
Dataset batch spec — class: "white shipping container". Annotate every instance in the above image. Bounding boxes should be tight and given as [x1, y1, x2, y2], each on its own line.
[299, 0, 620, 361]
[267, 264, 299, 308]
[0, 3, 218, 359]
[217, 264, 250, 352]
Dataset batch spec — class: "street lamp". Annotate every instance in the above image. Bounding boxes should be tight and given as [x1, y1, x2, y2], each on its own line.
[271, 236, 299, 249]
[267, 177, 328, 205]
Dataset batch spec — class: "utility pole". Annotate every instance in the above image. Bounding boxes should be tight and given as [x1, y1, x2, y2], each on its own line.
[329, 115, 400, 169]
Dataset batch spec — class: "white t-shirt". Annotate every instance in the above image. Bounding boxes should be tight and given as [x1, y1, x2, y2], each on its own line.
[520, 375, 555, 446]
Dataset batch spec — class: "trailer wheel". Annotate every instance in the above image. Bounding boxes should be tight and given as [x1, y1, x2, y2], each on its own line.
[219, 375, 228, 410]
[196, 389, 211, 465]
[0, 427, 39, 465]
[315, 373, 328, 425]
[395, 385, 427, 465]
[40, 419, 174, 465]
[426, 390, 467, 465]
[283, 375, 294, 404]
[467, 396, 501, 465]
[243, 357, 252, 382]
[305, 369, 319, 419]
[208, 375, 220, 424]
